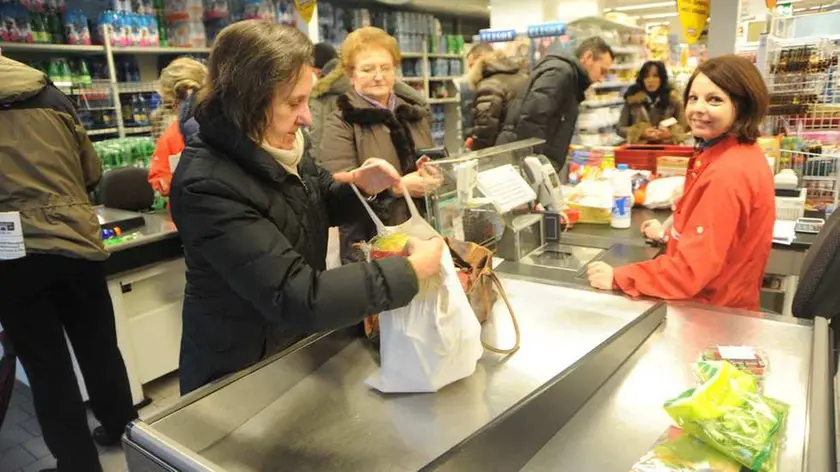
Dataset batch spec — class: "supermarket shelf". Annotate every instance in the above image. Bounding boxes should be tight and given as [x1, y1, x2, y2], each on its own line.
[87, 128, 119, 136]
[803, 176, 838, 181]
[429, 97, 459, 104]
[611, 45, 646, 55]
[429, 53, 463, 59]
[430, 76, 460, 81]
[582, 98, 625, 108]
[0, 42, 105, 54]
[111, 46, 212, 55]
[401, 77, 425, 82]
[592, 81, 633, 90]
[118, 82, 160, 93]
[401, 52, 424, 58]
[611, 63, 639, 71]
[578, 119, 620, 131]
[124, 126, 153, 135]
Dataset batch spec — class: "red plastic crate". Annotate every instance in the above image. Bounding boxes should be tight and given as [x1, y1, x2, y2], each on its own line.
[614, 145, 695, 172]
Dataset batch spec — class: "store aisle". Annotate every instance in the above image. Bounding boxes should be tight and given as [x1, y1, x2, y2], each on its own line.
[0, 374, 181, 472]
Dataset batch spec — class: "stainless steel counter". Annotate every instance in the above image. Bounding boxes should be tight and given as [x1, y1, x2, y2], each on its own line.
[124, 277, 665, 471]
[523, 304, 833, 472]
[97, 207, 178, 253]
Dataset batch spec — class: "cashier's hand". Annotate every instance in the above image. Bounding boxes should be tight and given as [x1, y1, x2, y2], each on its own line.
[406, 236, 445, 280]
[641, 219, 667, 242]
[587, 262, 615, 291]
[334, 158, 401, 195]
[393, 170, 443, 198]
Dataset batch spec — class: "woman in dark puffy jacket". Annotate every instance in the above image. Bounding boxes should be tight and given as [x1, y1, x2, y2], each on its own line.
[170, 21, 444, 395]
[468, 50, 528, 150]
[618, 61, 687, 144]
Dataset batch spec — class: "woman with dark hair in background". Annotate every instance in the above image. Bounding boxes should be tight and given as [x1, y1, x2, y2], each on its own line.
[588, 55, 775, 311]
[618, 60, 687, 144]
[170, 21, 444, 394]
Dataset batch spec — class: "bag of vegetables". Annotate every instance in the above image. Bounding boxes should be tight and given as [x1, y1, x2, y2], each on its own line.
[663, 361, 788, 472]
[352, 185, 483, 393]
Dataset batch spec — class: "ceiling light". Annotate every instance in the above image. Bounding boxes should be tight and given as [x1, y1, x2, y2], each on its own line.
[612, 1, 675, 12]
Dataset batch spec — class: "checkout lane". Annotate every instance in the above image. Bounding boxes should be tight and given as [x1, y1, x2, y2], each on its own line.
[119, 139, 834, 471]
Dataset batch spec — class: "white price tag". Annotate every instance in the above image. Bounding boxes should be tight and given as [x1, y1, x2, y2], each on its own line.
[717, 345, 756, 360]
[0, 212, 26, 260]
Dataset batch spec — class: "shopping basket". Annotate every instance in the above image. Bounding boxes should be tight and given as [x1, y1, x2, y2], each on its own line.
[614, 145, 695, 172]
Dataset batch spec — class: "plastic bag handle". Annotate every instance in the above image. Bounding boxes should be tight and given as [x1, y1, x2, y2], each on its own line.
[351, 181, 425, 234]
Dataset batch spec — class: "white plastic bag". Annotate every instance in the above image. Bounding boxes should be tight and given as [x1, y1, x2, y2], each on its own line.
[644, 176, 685, 209]
[351, 185, 483, 393]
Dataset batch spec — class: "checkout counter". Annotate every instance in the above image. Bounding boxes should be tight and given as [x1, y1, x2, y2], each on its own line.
[122, 139, 834, 471]
[98, 207, 183, 405]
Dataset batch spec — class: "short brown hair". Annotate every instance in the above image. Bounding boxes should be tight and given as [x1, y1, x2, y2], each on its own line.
[199, 20, 313, 142]
[684, 54, 769, 144]
[576, 36, 615, 61]
[340, 26, 401, 74]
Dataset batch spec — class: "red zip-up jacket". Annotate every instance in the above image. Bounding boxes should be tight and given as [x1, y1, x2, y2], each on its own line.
[613, 135, 775, 311]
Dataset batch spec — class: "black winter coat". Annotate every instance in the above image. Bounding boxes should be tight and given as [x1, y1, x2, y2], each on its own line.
[468, 55, 528, 150]
[170, 100, 419, 395]
[496, 53, 591, 171]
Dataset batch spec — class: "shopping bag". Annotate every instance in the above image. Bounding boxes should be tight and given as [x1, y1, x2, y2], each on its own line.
[351, 185, 483, 393]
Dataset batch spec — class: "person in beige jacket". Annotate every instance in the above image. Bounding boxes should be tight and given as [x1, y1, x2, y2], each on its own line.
[319, 27, 439, 263]
[0, 56, 137, 472]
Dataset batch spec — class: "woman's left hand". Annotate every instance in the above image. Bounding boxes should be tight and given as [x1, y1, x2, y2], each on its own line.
[334, 158, 402, 195]
[587, 261, 615, 291]
[658, 128, 672, 140]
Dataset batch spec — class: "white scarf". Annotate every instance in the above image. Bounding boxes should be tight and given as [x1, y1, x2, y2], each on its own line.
[261, 129, 304, 177]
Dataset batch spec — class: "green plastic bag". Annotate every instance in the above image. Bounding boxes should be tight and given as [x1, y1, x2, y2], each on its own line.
[663, 361, 788, 472]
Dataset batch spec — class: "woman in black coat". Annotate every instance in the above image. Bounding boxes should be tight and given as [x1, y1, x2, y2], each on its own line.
[170, 21, 444, 395]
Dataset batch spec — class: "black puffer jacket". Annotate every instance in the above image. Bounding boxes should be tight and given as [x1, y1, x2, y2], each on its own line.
[496, 53, 591, 170]
[170, 100, 419, 395]
[468, 54, 528, 150]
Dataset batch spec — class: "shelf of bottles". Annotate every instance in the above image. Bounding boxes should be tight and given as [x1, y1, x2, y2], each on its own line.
[762, 36, 840, 213]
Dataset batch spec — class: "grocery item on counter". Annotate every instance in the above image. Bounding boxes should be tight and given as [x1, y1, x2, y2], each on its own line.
[568, 148, 615, 185]
[697, 346, 768, 390]
[611, 163, 632, 229]
[664, 361, 788, 472]
[629, 426, 742, 472]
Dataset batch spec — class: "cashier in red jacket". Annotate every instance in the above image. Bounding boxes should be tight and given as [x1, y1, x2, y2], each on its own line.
[587, 55, 775, 311]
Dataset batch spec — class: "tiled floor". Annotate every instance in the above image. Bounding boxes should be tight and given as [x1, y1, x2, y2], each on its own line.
[0, 373, 181, 472]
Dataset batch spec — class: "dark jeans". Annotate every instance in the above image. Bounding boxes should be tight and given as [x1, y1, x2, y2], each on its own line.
[0, 254, 137, 472]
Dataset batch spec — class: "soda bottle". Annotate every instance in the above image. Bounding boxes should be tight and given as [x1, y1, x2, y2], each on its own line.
[79, 59, 92, 86]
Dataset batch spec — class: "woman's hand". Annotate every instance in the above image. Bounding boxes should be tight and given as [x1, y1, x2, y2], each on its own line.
[642, 128, 659, 140]
[641, 219, 666, 241]
[334, 158, 401, 195]
[658, 128, 672, 140]
[406, 236, 444, 280]
[587, 261, 615, 290]
[393, 171, 443, 198]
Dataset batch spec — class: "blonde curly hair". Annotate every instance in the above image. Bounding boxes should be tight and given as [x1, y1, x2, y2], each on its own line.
[340, 26, 401, 75]
[158, 57, 208, 108]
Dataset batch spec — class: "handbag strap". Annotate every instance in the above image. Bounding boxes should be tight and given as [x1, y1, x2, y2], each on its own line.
[481, 273, 521, 355]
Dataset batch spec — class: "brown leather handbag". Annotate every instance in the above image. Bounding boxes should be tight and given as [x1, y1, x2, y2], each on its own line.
[445, 238, 521, 355]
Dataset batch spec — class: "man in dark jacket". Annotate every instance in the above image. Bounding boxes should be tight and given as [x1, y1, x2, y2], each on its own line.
[459, 43, 493, 145]
[0, 56, 137, 472]
[497, 36, 614, 170]
[467, 49, 529, 150]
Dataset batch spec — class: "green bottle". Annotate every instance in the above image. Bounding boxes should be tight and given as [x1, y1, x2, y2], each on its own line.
[79, 59, 92, 87]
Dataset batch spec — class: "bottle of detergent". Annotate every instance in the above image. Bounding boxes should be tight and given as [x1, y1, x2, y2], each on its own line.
[611, 163, 633, 229]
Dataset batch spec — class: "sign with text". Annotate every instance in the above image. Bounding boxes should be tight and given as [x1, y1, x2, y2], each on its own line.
[775, 2, 793, 17]
[479, 29, 517, 43]
[527, 22, 566, 39]
[677, 0, 710, 45]
[295, 0, 316, 23]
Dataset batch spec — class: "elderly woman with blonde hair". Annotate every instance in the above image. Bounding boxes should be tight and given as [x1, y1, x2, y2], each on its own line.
[319, 26, 441, 264]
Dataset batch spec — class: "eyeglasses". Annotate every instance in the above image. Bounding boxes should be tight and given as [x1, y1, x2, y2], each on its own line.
[356, 65, 396, 77]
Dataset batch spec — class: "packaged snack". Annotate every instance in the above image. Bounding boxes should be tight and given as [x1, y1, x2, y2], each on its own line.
[698, 346, 768, 389]
[629, 426, 742, 472]
[369, 232, 410, 260]
[664, 361, 788, 472]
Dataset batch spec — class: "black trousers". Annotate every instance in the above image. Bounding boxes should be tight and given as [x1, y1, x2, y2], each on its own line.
[0, 254, 137, 472]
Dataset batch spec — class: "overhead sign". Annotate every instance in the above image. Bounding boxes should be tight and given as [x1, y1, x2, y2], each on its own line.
[677, 0, 710, 45]
[527, 22, 566, 39]
[479, 29, 517, 43]
[775, 2, 793, 17]
[295, 0, 316, 23]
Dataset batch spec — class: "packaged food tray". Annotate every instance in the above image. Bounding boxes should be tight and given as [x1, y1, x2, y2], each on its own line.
[615, 145, 695, 172]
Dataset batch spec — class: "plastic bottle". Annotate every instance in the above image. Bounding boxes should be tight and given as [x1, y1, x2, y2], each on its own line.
[611, 163, 633, 229]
